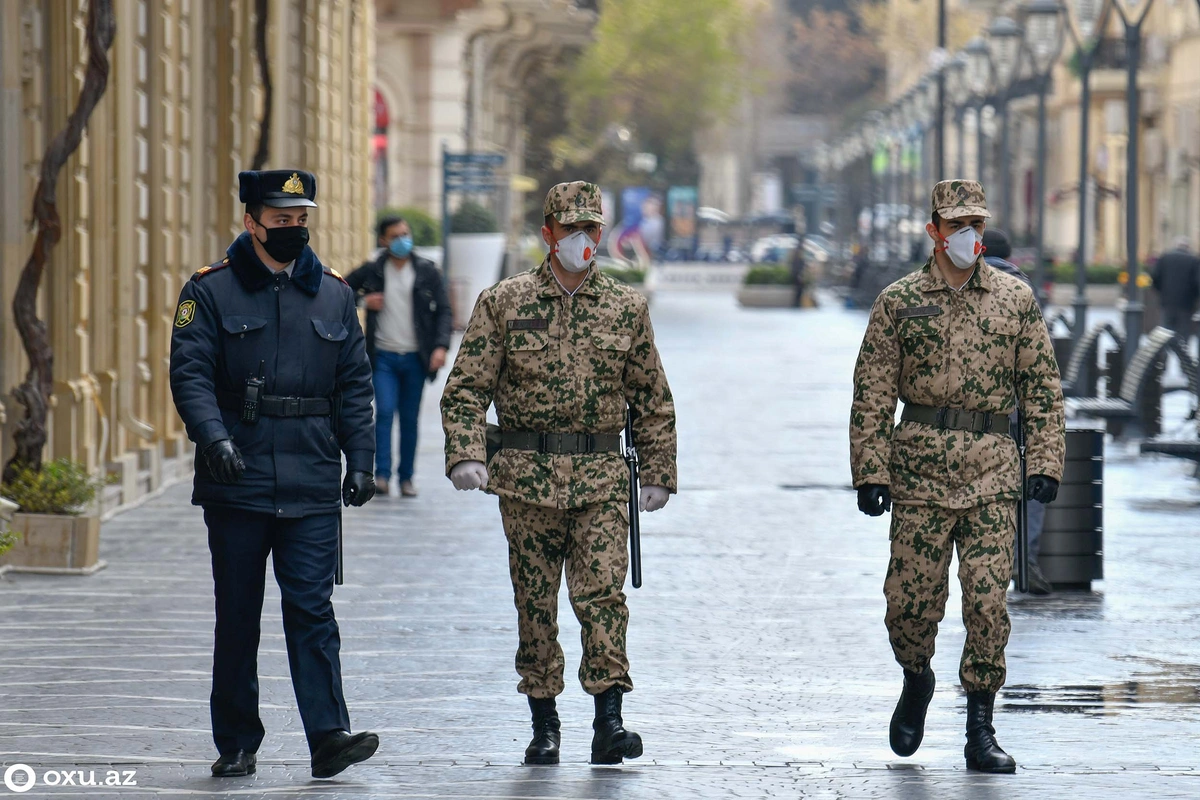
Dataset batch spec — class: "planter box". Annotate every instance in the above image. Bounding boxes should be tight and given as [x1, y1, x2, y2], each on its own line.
[737, 285, 797, 308]
[446, 233, 506, 330]
[0, 513, 105, 575]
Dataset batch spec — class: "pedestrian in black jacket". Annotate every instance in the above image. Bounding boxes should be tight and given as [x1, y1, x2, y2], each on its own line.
[345, 216, 453, 497]
[169, 169, 379, 780]
[1151, 238, 1200, 342]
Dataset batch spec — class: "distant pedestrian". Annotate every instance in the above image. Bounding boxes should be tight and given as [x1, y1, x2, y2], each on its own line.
[170, 169, 379, 780]
[1151, 237, 1200, 343]
[983, 228, 1053, 596]
[790, 243, 807, 308]
[345, 216, 452, 497]
[850, 180, 1065, 773]
[440, 181, 678, 766]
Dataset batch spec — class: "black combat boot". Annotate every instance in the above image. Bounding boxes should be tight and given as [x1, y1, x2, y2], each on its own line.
[889, 667, 936, 757]
[524, 697, 561, 765]
[964, 692, 1017, 773]
[590, 687, 643, 765]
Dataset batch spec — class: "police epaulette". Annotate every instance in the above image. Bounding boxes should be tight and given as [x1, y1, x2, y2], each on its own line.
[324, 267, 349, 285]
[192, 257, 231, 281]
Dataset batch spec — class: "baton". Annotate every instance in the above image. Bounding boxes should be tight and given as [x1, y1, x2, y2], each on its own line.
[624, 410, 642, 589]
[335, 510, 344, 586]
[1015, 411, 1029, 594]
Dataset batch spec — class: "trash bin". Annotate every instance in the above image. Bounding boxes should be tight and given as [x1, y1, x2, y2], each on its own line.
[1038, 424, 1104, 591]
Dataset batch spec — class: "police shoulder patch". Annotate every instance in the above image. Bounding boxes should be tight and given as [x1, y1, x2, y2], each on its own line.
[324, 267, 349, 285]
[174, 300, 197, 328]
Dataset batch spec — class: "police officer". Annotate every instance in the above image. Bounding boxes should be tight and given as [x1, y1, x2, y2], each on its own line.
[849, 180, 1065, 773]
[170, 169, 380, 779]
[440, 181, 678, 766]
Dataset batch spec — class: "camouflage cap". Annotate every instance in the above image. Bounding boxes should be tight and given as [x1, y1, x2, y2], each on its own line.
[931, 179, 991, 220]
[543, 181, 605, 226]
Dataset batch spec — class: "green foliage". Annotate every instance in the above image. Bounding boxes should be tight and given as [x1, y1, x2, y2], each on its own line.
[0, 526, 15, 557]
[1048, 263, 1124, 285]
[601, 265, 647, 285]
[376, 206, 440, 246]
[564, 0, 750, 182]
[744, 265, 794, 285]
[450, 201, 500, 234]
[1, 459, 101, 516]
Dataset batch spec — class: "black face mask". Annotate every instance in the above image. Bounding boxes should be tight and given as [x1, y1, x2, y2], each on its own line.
[255, 223, 309, 264]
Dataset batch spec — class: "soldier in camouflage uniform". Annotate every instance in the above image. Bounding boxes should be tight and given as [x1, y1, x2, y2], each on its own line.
[849, 180, 1065, 773]
[440, 181, 677, 766]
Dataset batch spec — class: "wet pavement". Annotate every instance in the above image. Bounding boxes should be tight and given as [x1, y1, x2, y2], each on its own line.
[2, 289, 1199, 798]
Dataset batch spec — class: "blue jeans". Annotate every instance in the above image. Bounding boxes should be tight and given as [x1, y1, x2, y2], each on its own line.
[373, 350, 425, 483]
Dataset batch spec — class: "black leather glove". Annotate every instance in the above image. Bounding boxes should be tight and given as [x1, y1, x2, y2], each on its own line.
[203, 439, 245, 484]
[857, 484, 892, 517]
[342, 471, 376, 507]
[1026, 474, 1059, 504]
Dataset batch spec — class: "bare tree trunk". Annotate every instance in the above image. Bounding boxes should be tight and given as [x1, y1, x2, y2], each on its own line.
[250, 0, 272, 170]
[4, 0, 117, 484]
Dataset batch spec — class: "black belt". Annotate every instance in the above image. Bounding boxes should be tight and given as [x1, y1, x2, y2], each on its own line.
[901, 403, 1010, 435]
[500, 431, 622, 455]
[218, 392, 332, 417]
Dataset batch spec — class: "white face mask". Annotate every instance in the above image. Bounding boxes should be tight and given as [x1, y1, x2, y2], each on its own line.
[942, 226, 983, 270]
[553, 230, 597, 273]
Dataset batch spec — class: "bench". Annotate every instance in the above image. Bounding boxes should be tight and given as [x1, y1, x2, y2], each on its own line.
[1061, 323, 1125, 398]
[1068, 327, 1185, 437]
[1141, 435, 1200, 478]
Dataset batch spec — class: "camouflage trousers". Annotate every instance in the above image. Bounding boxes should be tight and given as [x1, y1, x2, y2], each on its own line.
[884, 501, 1016, 693]
[498, 497, 632, 698]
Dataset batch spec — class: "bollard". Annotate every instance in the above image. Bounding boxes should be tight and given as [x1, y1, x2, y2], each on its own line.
[1038, 424, 1104, 592]
[1051, 334, 1073, 378]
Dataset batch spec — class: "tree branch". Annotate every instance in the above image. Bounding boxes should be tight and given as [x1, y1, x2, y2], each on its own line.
[251, 0, 272, 170]
[4, 0, 117, 483]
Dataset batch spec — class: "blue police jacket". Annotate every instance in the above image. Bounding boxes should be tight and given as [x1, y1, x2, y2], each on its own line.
[169, 232, 375, 517]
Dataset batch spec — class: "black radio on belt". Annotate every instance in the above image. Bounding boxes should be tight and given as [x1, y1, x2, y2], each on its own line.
[242, 361, 266, 424]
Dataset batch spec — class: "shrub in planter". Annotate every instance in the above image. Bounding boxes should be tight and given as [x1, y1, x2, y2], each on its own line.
[0, 460, 104, 572]
[451, 201, 500, 234]
[744, 265, 793, 286]
[376, 206, 440, 246]
[2, 459, 101, 515]
[0, 526, 15, 557]
[601, 266, 647, 285]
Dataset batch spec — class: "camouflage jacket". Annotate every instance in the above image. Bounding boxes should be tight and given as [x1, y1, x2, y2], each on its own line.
[441, 258, 677, 509]
[850, 259, 1065, 509]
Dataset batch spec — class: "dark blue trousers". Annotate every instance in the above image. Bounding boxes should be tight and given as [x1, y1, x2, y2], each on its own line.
[204, 506, 351, 755]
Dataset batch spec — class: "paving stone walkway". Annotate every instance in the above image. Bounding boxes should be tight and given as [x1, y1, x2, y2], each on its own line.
[2, 290, 1199, 798]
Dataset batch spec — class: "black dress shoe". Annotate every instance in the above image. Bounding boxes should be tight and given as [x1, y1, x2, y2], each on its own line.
[311, 730, 380, 779]
[890, 667, 936, 757]
[211, 750, 256, 777]
[590, 687, 642, 765]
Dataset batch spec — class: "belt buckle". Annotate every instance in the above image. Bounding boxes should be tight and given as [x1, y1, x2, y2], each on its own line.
[935, 407, 949, 430]
[540, 433, 560, 455]
[283, 397, 301, 416]
[980, 411, 993, 433]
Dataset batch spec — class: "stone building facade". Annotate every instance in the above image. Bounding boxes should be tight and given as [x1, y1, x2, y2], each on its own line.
[0, 0, 375, 513]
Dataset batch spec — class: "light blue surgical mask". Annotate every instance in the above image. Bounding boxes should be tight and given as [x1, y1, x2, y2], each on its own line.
[388, 235, 414, 259]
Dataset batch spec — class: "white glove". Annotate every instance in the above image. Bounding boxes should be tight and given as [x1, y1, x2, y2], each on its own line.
[639, 485, 670, 513]
[449, 461, 488, 491]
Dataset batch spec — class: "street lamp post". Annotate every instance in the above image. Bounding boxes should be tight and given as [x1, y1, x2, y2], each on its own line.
[1113, 0, 1156, 363]
[988, 16, 1024, 229]
[946, 54, 970, 177]
[1065, 0, 1109, 352]
[964, 37, 993, 184]
[1023, 0, 1067, 303]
